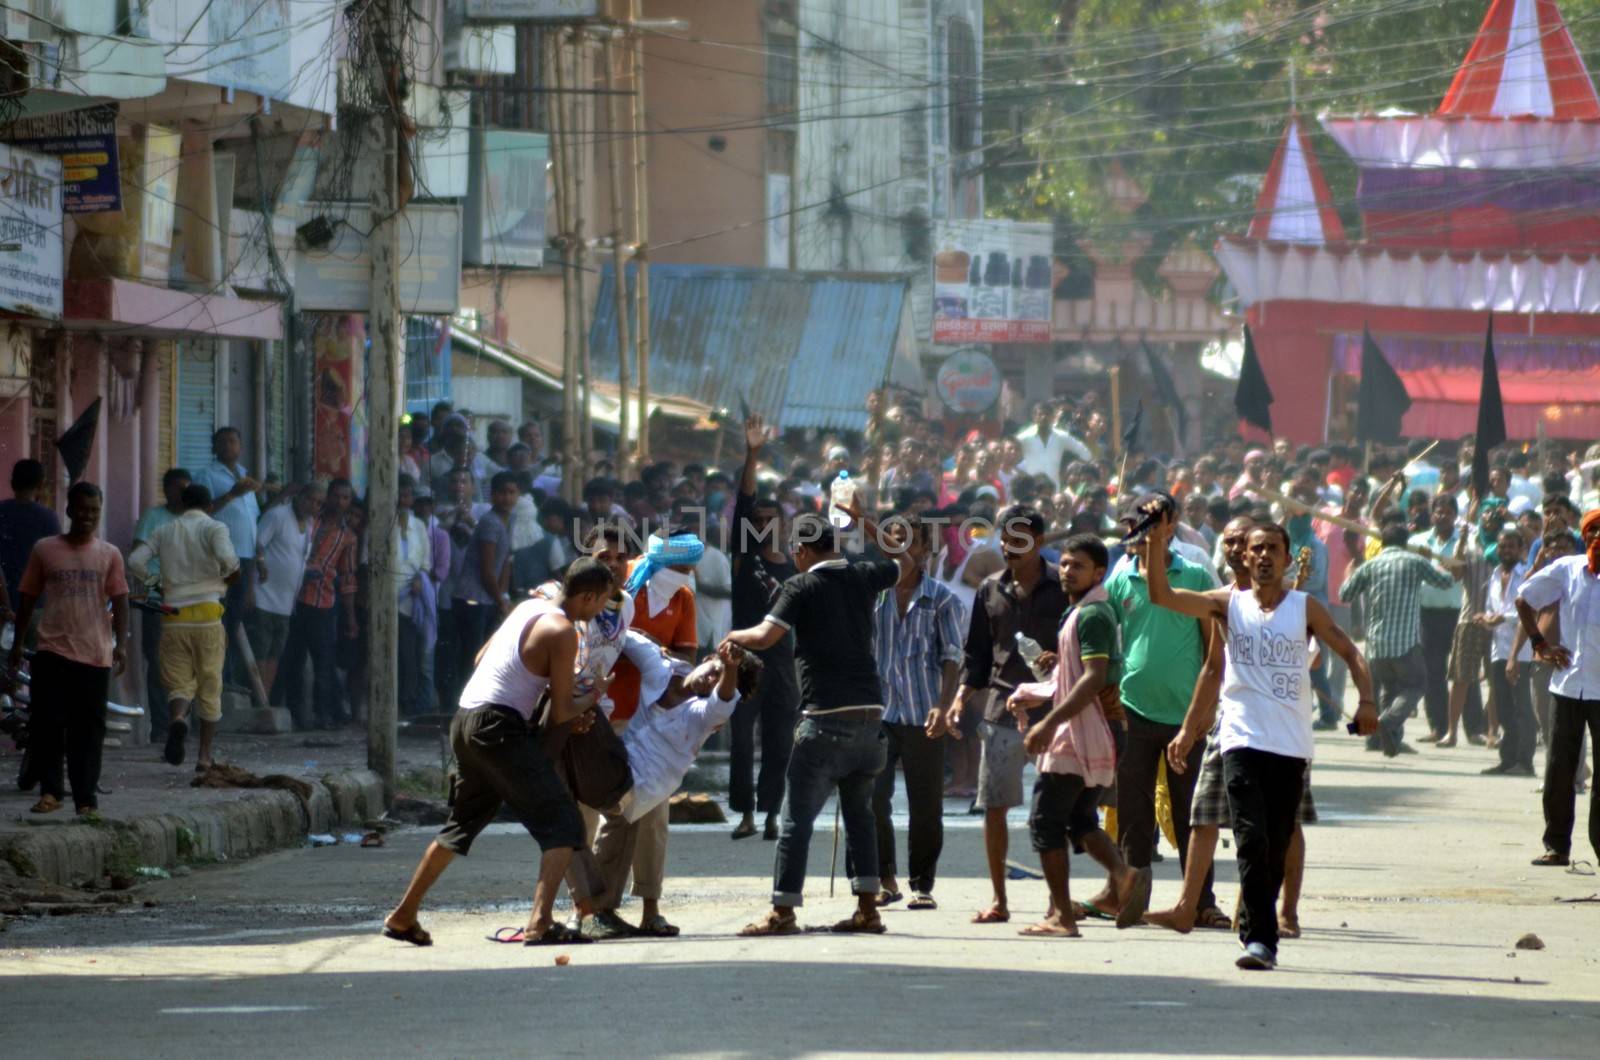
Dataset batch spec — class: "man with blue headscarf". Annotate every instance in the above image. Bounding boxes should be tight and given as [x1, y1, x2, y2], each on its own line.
[580, 526, 704, 940]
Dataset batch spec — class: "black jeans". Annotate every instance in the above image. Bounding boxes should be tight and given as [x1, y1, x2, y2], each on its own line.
[1223, 747, 1307, 956]
[1419, 608, 1456, 736]
[140, 608, 168, 739]
[729, 649, 797, 816]
[865, 722, 945, 894]
[773, 714, 887, 906]
[30, 651, 110, 812]
[281, 602, 342, 727]
[1118, 710, 1213, 912]
[1543, 694, 1600, 861]
[1489, 660, 1535, 772]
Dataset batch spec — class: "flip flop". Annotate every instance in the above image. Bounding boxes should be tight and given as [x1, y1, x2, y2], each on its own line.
[1071, 900, 1115, 921]
[1531, 851, 1570, 867]
[1116, 868, 1153, 929]
[730, 820, 757, 840]
[29, 794, 61, 814]
[524, 923, 594, 946]
[1018, 922, 1081, 937]
[738, 915, 800, 937]
[487, 926, 526, 944]
[1195, 906, 1233, 931]
[381, 922, 433, 947]
[830, 912, 887, 934]
[636, 914, 680, 938]
[907, 893, 937, 911]
[877, 889, 904, 907]
[164, 719, 188, 766]
[970, 906, 1010, 924]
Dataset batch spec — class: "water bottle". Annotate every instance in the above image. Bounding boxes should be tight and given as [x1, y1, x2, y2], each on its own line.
[828, 470, 856, 529]
[1015, 631, 1050, 679]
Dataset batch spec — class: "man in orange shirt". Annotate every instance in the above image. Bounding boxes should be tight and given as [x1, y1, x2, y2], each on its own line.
[584, 529, 701, 939]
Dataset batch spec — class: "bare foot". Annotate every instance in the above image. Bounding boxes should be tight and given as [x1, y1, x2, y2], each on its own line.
[1019, 918, 1080, 937]
[971, 903, 1010, 924]
[1145, 906, 1195, 934]
[1278, 913, 1301, 939]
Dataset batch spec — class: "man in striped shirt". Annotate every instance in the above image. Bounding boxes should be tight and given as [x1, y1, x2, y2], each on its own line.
[1338, 516, 1456, 756]
[861, 516, 964, 910]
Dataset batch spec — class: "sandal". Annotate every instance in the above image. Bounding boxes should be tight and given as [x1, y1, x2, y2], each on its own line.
[487, 926, 527, 944]
[524, 922, 594, 946]
[1195, 906, 1233, 930]
[970, 905, 1010, 924]
[830, 911, 887, 934]
[1116, 867, 1153, 929]
[636, 914, 680, 938]
[29, 794, 61, 814]
[1071, 900, 1114, 922]
[381, 921, 433, 947]
[877, 889, 904, 907]
[730, 820, 757, 840]
[738, 913, 800, 937]
[906, 893, 937, 911]
[1531, 851, 1570, 867]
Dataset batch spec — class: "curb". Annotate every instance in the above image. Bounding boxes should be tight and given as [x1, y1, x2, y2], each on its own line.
[0, 770, 385, 887]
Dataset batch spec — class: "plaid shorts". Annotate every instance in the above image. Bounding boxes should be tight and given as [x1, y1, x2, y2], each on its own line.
[1448, 620, 1491, 684]
[1190, 728, 1316, 827]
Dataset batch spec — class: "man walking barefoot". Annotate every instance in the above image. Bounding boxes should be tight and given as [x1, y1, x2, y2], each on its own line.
[383, 559, 615, 947]
[1143, 512, 1378, 970]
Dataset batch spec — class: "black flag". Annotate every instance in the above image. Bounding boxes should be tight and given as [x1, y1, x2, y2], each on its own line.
[55, 397, 101, 485]
[1355, 326, 1411, 444]
[1122, 400, 1144, 452]
[1471, 316, 1507, 499]
[1140, 340, 1187, 443]
[1234, 326, 1274, 435]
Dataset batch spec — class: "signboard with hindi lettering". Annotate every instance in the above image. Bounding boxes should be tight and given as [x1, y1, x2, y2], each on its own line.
[0, 144, 63, 318]
[3, 105, 120, 213]
[932, 220, 1054, 344]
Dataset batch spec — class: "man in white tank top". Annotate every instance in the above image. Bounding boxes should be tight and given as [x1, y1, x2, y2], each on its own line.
[1141, 509, 1378, 972]
[382, 558, 616, 949]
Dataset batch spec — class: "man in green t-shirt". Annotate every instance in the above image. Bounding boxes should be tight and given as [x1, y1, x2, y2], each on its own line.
[1008, 533, 1149, 937]
[1098, 493, 1217, 920]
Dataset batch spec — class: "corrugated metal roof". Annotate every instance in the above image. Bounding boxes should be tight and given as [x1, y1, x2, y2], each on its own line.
[589, 264, 910, 432]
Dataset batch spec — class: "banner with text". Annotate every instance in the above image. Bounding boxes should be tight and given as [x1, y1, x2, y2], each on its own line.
[932, 220, 1053, 344]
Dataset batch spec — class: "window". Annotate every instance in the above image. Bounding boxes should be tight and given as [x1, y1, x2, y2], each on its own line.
[482, 25, 549, 132]
[947, 18, 979, 155]
[766, 27, 797, 116]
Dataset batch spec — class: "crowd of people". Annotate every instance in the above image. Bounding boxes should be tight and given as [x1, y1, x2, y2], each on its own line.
[3, 387, 1597, 971]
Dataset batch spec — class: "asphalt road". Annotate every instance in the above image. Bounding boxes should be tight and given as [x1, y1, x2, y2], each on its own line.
[4, 731, 1598, 1059]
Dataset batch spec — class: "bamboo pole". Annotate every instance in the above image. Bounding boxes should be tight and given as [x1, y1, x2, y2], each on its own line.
[602, 35, 633, 480]
[629, 0, 651, 463]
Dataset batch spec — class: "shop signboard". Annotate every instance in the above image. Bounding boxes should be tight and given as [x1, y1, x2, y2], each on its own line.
[932, 219, 1053, 344]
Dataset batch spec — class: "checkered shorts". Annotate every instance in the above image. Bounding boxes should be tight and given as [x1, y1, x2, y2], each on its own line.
[1448, 620, 1491, 684]
[1189, 729, 1316, 827]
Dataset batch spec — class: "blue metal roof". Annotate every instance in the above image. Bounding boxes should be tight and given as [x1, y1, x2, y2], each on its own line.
[588, 263, 909, 432]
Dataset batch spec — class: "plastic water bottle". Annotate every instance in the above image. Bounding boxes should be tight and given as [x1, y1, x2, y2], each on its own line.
[828, 470, 856, 529]
[1015, 632, 1050, 679]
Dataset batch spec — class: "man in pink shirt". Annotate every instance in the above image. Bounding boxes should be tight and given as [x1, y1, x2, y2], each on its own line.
[9, 482, 129, 816]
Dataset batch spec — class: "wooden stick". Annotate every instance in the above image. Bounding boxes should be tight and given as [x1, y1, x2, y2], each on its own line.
[1243, 485, 1451, 563]
[1402, 439, 1442, 469]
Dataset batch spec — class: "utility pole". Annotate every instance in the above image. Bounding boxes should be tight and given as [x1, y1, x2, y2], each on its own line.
[567, 30, 593, 480]
[629, 0, 651, 464]
[602, 33, 633, 480]
[362, 0, 403, 800]
[549, 30, 579, 503]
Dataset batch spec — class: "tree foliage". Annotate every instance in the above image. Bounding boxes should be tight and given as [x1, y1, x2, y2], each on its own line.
[983, 0, 1600, 286]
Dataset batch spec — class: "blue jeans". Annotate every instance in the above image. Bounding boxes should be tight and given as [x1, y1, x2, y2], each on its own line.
[772, 713, 887, 907]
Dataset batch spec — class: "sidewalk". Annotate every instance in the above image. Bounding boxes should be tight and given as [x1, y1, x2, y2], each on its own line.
[0, 725, 447, 887]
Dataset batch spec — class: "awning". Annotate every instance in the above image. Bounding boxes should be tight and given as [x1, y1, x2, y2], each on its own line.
[62, 277, 283, 340]
[588, 263, 922, 433]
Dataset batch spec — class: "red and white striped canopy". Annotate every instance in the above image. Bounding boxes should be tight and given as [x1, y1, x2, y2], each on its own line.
[1438, 0, 1599, 118]
[1247, 114, 1346, 244]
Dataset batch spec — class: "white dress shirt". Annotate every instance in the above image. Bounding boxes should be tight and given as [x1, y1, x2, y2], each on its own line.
[1015, 426, 1091, 485]
[1517, 555, 1600, 700]
[1484, 561, 1532, 664]
[128, 509, 240, 609]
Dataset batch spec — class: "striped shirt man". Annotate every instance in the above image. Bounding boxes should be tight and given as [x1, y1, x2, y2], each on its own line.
[874, 574, 965, 727]
[1339, 545, 1455, 660]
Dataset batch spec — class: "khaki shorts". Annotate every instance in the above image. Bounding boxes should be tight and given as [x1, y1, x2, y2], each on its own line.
[160, 622, 227, 722]
[248, 609, 292, 661]
[1449, 621, 1491, 684]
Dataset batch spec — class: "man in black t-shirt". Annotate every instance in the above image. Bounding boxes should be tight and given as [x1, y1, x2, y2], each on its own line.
[727, 416, 800, 840]
[725, 512, 903, 936]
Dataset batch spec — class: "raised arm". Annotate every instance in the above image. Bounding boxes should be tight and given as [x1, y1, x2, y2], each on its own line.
[739, 413, 766, 499]
[1144, 513, 1229, 622]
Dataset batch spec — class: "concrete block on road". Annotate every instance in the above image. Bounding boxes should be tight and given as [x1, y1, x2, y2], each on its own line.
[218, 705, 294, 735]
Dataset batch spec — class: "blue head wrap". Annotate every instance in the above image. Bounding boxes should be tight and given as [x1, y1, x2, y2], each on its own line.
[624, 532, 705, 597]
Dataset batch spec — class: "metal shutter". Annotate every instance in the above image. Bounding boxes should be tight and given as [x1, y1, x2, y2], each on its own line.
[176, 339, 217, 473]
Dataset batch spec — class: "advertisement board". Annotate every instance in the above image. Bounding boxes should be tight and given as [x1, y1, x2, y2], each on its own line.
[0, 144, 63, 318]
[3, 104, 120, 213]
[295, 204, 463, 314]
[932, 220, 1053, 344]
[936, 350, 1002, 413]
[463, 130, 549, 268]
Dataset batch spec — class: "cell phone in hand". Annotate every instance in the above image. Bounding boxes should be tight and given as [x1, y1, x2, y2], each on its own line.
[1346, 721, 1360, 735]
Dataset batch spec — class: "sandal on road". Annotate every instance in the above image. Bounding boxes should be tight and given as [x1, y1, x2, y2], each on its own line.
[29, 794, 61, 814]
[1195, 906, 1233, 931]
[830, 911, 887, 935]
[381, 921, 433, 947]
[1071, 900, 1114, 921]
[738, 913, 800, 937]
[877, 889, 904, 908]
[1116, 867, 1153, 929]
[971, 905, 1010, 924]
[1531, 851, 1570, 867]
[636, 914, 680, 938]
[487, 926, 527, 944]
[906, 893, 937, 911]
[524, 923, 593, 947]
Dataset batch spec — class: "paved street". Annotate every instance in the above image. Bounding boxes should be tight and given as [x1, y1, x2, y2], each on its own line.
[3, 730, 1597, 1058]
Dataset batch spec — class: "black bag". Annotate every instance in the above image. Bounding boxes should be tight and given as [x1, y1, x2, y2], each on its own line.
[537, 695, 633, 811]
